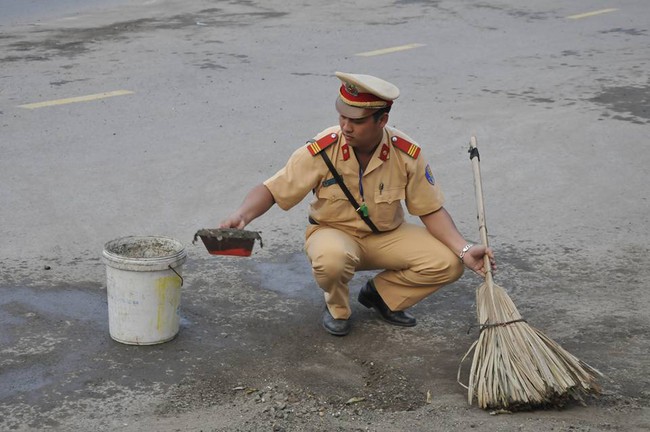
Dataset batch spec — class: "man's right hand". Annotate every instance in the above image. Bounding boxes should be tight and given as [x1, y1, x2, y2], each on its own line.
[216, 183, 276, 230]
[219, 213, 247, 229]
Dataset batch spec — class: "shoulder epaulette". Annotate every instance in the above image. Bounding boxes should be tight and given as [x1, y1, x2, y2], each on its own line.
[306, 132, 339, 156]
[391, 135, 420, 159]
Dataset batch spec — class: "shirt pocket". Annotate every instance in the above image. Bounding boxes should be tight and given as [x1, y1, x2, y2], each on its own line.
[372, 186, 405, 227]
[314, 185, 353, 222]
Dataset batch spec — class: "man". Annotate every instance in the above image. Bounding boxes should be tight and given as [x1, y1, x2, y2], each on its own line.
[220, 72, 495, 336]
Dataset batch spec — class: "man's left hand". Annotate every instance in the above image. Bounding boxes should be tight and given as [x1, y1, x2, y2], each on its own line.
[462, 245, 496, 278]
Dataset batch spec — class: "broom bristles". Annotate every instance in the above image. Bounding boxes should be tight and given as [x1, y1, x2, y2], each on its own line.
[462, 280, 602, 410]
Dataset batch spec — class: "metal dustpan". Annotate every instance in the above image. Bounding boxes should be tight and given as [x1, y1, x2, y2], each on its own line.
[193, 228, 263, 257]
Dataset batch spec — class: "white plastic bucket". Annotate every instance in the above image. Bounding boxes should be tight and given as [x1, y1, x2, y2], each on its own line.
[102, 236, 187, 345]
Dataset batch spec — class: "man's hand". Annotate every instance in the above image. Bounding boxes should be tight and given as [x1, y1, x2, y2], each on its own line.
[419, 208, 497, 278]
[219, 213, 247, 229]
[217, 184, 276, 230]
[462, 245, 496, 278]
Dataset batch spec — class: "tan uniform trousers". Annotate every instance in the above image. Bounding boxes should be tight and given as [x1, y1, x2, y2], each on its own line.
[304, 223, 464, 319]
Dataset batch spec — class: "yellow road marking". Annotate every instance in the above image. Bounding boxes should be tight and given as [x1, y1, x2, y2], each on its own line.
[566, 8, 618, 20]
[18, 90, 134, 109]
[356, 43, 425, 57]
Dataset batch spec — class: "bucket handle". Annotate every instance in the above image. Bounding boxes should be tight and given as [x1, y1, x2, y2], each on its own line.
[168, 264, 184, 287]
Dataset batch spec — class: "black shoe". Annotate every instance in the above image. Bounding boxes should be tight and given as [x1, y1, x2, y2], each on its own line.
[322, 309, 351, 336]
[358, 281, 416, 327]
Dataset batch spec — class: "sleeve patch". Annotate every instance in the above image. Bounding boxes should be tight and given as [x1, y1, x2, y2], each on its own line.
[425, 164, 435, 185]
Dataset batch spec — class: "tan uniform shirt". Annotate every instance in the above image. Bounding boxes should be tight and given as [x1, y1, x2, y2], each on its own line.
[264, 126, 445, 237]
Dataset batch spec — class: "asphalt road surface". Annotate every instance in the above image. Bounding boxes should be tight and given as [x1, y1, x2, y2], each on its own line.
[1, 1, 649, 431]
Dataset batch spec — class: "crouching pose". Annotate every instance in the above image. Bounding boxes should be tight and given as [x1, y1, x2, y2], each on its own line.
[220, 72, 495, 336]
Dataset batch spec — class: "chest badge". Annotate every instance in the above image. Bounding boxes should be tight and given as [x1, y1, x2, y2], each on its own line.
[379, 143, 390, 161]
[342, 143, 351, 161]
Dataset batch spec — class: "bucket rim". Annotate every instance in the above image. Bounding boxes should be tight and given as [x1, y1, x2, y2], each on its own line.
[103, 235, 186, 263]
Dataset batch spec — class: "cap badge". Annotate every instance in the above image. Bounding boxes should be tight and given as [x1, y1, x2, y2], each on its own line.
[345, 83, 359, 96]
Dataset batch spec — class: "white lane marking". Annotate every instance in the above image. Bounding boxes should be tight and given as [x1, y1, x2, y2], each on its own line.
[566, 8, 618, 20]
[18, 90, 134, 109]
[356, 43, 425, 57]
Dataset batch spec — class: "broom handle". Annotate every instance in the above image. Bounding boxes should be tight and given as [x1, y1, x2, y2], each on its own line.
[468, 136, 493, 282]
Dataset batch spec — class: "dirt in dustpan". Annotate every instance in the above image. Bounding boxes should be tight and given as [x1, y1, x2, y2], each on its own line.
[193, 228, 263, 257]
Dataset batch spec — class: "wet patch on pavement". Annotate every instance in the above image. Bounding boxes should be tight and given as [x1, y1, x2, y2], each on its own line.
[506, 9, 557, 21]
[471, 3, 558, 21]
[253, 252, 318, 299]
[481, 88, 556, 106]
[196, 60, 227, 70]
[0, 8, 288, 63]
[49, 78, 90, 86]
[589, 83, 650, 124]
[599, 28, 647, 37]
[395, 0, 441, 4]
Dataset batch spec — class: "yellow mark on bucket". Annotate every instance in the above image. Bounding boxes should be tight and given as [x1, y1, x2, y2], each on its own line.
[566, 8, 618, 20]
[156, 276, 181, 330]
[18, 90, 134, 109]
[356, 43, 425, 57]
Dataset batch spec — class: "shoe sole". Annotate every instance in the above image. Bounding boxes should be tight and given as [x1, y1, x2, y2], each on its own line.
[377, 315, 417, 327]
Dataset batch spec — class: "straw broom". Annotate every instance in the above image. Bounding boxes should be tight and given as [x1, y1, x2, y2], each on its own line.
[458, 136, 603, 411]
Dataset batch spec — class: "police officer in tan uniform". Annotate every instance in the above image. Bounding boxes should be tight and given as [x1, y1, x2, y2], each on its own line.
[220, 72, 495, 336]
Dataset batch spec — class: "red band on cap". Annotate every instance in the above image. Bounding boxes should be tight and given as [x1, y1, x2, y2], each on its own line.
[339, 85, 392, 108]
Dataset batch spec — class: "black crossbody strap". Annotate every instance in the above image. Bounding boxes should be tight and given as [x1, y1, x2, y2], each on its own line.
[319, 151, 380, 234]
